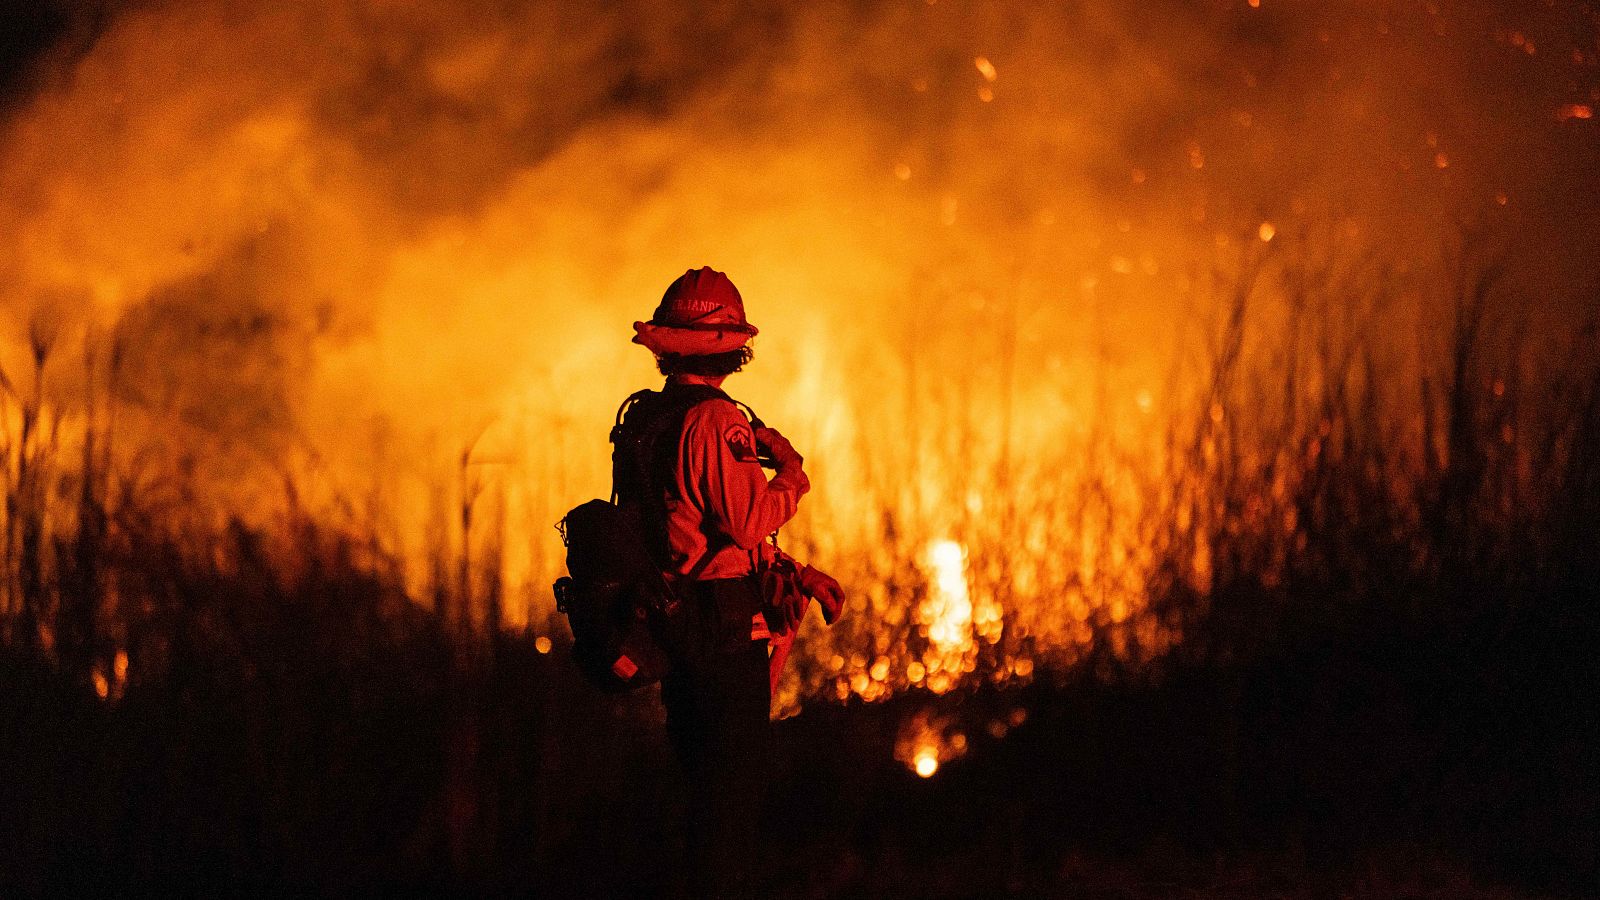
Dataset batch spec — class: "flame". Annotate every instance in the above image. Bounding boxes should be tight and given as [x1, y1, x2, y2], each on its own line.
[915, 539, 988, 694]
[896, 709, 966, 778]
[1, 0, 1598, 713]
[924, 540, 969, 645]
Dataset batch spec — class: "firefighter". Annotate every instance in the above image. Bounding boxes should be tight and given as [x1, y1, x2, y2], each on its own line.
[626, 266, 845, 899]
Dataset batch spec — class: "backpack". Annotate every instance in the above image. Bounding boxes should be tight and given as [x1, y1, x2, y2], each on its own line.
[553, 384, 733, 692]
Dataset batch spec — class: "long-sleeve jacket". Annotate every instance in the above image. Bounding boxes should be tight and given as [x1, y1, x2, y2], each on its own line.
[664, 396, 809, 580]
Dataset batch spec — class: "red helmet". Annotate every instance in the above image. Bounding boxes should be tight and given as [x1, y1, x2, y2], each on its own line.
[632, 267, 758, 356]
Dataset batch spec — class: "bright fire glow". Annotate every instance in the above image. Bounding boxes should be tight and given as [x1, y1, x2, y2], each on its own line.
[923, 539, 970, 651]
[0, 0, 1596, 716]
[910, 539, 1001, 696]
[897, 709, 965, 777]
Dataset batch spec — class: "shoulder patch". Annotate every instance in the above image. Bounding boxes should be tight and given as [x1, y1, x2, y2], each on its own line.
[723, 421, 759, 463]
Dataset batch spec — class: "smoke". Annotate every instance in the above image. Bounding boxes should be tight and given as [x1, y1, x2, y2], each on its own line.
[0, 0, 1596, 628]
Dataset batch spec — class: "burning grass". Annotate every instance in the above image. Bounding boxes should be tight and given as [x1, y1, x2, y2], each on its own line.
[6, 220, 1596, 711]
[1, 220, 1596, 894]
[1, 0, 1598, 889]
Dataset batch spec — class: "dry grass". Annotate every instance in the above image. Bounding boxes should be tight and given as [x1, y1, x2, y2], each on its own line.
[1, 222, 1596, 894]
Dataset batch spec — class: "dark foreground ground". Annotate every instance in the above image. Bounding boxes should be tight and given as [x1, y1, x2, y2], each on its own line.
[2, 602, 1592, 900]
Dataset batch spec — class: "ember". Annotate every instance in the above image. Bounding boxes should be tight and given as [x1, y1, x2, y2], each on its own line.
[895, 708, 968, 778]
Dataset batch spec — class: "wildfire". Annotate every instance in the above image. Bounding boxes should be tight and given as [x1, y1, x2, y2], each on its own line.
[2, 0, 1597, 717]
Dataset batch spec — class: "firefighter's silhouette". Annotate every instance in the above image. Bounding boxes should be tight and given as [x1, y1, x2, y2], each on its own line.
[620, 266, 844, 898]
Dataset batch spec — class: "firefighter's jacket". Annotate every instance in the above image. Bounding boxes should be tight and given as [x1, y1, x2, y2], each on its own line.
[664, 396, 809, 581]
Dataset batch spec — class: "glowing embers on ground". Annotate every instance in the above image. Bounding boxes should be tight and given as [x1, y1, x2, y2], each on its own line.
[893, 702, 1031, 778]
[896, 708, 967, 779]
[93, 649, 131, 702]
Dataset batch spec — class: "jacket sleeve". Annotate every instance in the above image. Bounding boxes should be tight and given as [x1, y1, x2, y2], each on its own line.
[680, 400, 809, 550]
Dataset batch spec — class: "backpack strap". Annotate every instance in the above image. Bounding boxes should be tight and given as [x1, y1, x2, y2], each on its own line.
[610, 383, 737, 572]
[608, 389, 656, 505]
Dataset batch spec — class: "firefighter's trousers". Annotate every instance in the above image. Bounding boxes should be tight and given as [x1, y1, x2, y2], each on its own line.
[658, 575, 771, 900]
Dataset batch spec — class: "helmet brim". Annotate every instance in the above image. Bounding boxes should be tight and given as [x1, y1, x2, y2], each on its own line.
[632, 321, 756, 356]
